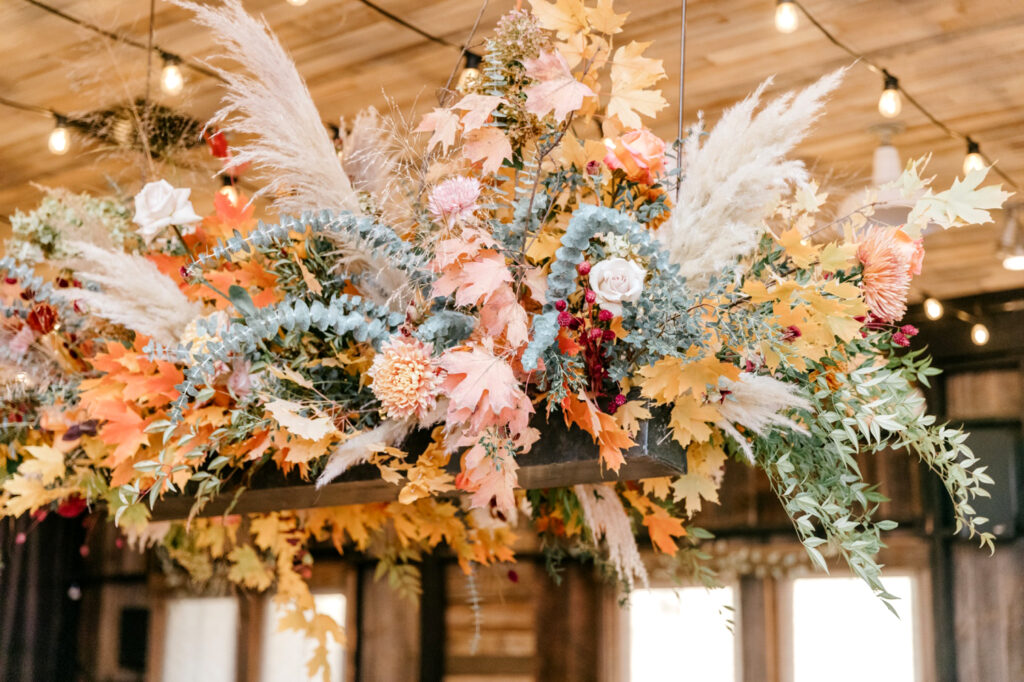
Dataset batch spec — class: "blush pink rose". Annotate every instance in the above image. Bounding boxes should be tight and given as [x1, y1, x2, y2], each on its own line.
[603, 129, 667, 185]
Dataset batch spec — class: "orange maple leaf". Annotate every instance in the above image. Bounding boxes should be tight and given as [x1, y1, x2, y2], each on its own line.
[643, 506, 687, 555]
[462, 127, 513, 175]
[562, 392, 635, 472]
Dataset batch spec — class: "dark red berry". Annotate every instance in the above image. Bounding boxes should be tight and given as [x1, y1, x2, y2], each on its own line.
[554, 299, 567, 311]
[577, 261, 591, 276]
[598, 309, 614, 322]
[557, 311, 573, 327]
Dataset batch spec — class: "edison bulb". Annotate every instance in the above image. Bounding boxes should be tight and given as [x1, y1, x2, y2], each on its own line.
[218, 183, 240, 205]
[963, 151, 985, 175]
[970, 323, 990, 346]
[48, 125, 70, 155]
[775, 0, 799, 33]
[878, 87, 901, 118]
[457, 67, 480, 92]
[1002, 251, 1024, 272]
[923, 297, 943, 321]
[161, 62, 184, 95]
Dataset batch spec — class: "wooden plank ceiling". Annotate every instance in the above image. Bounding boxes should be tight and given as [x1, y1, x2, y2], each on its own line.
[1, 0, 1023, 299]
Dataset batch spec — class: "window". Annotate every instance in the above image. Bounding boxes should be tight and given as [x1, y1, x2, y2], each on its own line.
[162, 597, 239, 682]
[629, 586, 736, 681]
[259, 592, 347, 682]
[788, 576, 918, 682]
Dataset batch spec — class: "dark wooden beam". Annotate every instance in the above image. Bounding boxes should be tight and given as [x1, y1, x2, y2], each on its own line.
[150, 413, 687, 521]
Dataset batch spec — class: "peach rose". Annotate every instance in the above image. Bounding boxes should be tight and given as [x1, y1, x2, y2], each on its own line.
[603, 129, 666, 185]
[891, 227, 925, 276]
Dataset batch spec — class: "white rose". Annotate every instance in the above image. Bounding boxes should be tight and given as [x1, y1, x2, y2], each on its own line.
[588, 257, 645, 315]
[132, 180, 202, 242]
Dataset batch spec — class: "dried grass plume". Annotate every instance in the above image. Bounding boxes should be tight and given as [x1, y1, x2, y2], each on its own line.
[57, 242, 201, 345]
[175, 0, 360, 215]
[658, 69, 846, 281]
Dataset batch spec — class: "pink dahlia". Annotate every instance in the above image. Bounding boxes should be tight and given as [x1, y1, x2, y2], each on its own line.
[857, 227, 923, 323]
[368, 336, 443, 420]
[428, 176, 481, 225]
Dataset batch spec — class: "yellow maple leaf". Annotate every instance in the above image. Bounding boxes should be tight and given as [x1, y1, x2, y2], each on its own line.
[640, 476, 672, 500]
[671, 472, 720, 517]
[607, 41, 667, 129]
[19, 444, 66, 485]
[249, 514, 281, 551]
[777, 227, 821, 268]
[530, 0, 588, 39]
[613, 399, 652, 437]
[265, 399, 336, 441]
[227, 545, 274, 591]
[819, 241, 858, 272]
[586, 0, 629, 34]
[688, 440, 727, 484]
[284, 434, 335, 465]
[638, 354, 741, 404]
[554, 130, 608, 172]
[668, 396, 719, 448]
[2, 476, 67, 516]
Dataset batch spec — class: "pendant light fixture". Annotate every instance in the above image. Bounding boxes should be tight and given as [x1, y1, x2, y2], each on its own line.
[775, 0, 799, 33]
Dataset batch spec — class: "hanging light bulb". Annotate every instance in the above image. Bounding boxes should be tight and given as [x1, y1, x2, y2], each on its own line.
[923, 297, 944, 321]
[1003, 248, 1024, 271]
[218, 177, 240, 205]
[160, 56, 185, 96]
[999, 206, 1024, 271]
[963, 138, 985, 175]
[457, 52, 483, 92]
[970, 323, 990, 346]
[878, 72, 902, 118]
[48, 117, 70, 155]
[775, 0, 799, 33]
[286, 0, 308, 6]
[218, 184, 240, 205]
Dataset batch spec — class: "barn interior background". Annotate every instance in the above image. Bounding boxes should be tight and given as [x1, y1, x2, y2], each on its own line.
[1, 1, 1022, 681]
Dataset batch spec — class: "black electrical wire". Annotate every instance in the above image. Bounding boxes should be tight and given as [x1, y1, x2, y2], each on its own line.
[20, 0, 226, 84]
[790, 0, 1021, 190]
[355, 0, 462, 49]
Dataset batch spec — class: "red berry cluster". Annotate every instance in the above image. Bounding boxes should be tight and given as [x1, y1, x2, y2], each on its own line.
[556, 261, 624, 410]
[891, 324, 919, 347]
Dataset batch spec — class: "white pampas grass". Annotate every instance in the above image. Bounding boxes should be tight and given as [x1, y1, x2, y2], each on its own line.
[658, 69, 846, 281]
[574, 484, 649, 590]
[174, 0, 360, 216]
[316, 419, 414, 489]
[57, 242, 201, 345]
[715, 373, 811, 462]
[317, 400, 447, 488]
[339, 108, 400, 202]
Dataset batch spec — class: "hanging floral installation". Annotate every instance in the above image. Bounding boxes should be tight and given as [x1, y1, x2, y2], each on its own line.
[0, 0, 1012, 678]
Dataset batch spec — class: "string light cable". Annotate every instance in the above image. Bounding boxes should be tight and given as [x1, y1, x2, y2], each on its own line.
[784, 0, 1021, 192]
[19, 0, 225, 85]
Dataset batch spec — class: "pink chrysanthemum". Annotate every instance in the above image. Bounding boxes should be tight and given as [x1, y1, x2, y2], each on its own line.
[368, 336, 443, 420]
[857, 227, 919, 323]
[428, 176, 481, 225]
